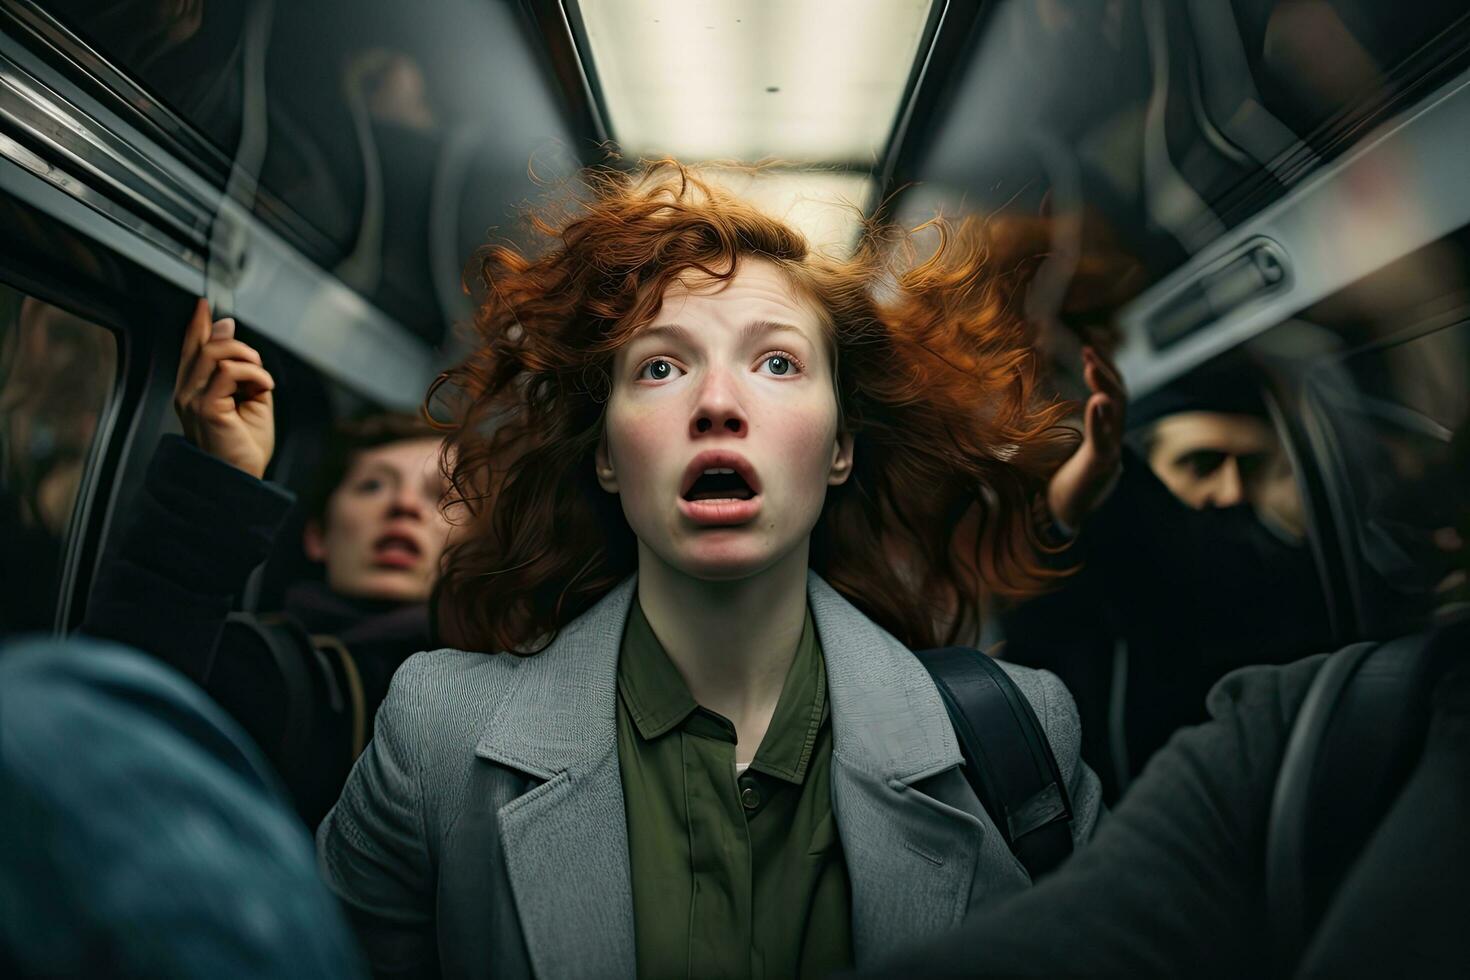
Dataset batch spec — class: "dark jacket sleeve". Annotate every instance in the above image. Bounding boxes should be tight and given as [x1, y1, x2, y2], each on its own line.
[80, 435, 296, 683]
[867, 654, 1328, 979]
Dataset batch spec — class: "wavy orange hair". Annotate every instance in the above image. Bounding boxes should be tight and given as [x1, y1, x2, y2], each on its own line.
[431, 162, 1077, 653]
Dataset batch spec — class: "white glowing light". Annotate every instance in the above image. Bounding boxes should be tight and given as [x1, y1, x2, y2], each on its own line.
[693, 165, 876, 256]
[577, 0, 933, 164]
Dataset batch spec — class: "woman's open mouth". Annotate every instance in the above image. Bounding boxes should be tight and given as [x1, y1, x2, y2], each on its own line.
[683, 468, 756, 502]
[371, 533, 423, 569]
[678, 452, 764, 526]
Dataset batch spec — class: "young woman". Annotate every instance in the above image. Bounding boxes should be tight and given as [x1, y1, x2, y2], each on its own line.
[318, 163, 1120, 979]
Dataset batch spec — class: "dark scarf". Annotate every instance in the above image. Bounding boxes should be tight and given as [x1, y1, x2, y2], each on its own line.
[281, 580, 432, 712]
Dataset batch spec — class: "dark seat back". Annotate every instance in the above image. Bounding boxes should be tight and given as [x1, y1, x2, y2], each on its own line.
[1267, 618, 1464, 965]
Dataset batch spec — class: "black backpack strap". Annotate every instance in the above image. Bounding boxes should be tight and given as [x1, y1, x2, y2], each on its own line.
[915, 646, 1075, 878]
[210, 612, 319, 766]
[311, 633, 368, 759]
[207, 613, 362, 825]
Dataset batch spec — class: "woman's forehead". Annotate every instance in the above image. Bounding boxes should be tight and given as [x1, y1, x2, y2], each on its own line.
[346, 437, 443, 476]
[646, 257, 825, 339]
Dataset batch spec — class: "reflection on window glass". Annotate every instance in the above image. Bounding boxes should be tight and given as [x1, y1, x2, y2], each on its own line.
[43, 0, 247, 158]
[0, 288, 117, 636]
[1306, 318, 1470, 632]
[253, 3, 464, 338]
[1228, 0, 1469, 140]
[41, 2, 580, 345]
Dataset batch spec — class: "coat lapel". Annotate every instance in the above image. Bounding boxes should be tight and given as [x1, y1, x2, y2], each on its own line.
[475, 578, 639, 980]
[808, 573, 1023, 966]
[470, 572, 1017, 976]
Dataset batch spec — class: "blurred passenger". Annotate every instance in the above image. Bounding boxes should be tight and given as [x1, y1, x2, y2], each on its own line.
[0, 634, 363, 979]
[318, 161, 1105, 978]
[1003, 368, 1335, 798]
[82, 300, 450, 825]
[862, 619, 1469, 979]
[1135, 378, 1304, 538]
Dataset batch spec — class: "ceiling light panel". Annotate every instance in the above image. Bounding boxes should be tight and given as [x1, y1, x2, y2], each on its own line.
[576, 0, 934, 164]
[695, 166, 876, 256]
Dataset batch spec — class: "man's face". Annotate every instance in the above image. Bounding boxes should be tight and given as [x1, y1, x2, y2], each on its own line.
[596, 258, 854, 581]
[1146, 411, 1304, 537]
[304, 436, 451, 602]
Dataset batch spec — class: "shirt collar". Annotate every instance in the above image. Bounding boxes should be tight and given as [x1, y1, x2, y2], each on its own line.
[617, 599, 698, 739]
[748, 610, 827, 784]
[616, 599, 828, 785]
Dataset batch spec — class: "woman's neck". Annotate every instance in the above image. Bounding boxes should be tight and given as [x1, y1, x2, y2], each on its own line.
[635, 541, 810, 762]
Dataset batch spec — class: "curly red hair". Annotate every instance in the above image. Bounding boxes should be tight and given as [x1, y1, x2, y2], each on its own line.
[432, 162, 1076, 653]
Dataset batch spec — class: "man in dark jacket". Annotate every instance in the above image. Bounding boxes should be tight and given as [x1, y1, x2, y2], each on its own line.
[1004, 372, 1337, 798]
[862, 628, 1468, 978]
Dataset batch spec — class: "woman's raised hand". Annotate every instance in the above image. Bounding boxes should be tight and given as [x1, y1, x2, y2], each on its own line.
[1046, 345, 1126, 532]
[173, 298, 275, 479]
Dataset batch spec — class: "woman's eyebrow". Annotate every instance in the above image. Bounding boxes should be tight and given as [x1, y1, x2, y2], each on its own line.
[742, 320, 811, 345]
[351, 461, 403, 481]
[635, 320, 809, 339]
[629, 323, 696, 348]
[628, 319, 813, 351]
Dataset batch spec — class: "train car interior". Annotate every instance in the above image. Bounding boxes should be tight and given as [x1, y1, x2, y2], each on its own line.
[2, 1, 1467, 976]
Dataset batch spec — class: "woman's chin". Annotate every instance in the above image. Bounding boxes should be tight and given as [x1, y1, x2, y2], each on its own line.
[333, 570, 431, 604]
[657, 536, 804, 584]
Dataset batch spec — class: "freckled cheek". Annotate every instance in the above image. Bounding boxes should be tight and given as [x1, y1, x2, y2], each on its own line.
[605, 405, 679, 495]
[753, 405, 839, 498]
[332, 503, 376, 556]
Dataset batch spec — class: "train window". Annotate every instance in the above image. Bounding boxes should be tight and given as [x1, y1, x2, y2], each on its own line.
[41, 0, 248, 159]
[0, 286, 117, 636]
[1225, 0, 1470, 142]
[1303, 316, 1469, 634]
[32, 2, 574, 348]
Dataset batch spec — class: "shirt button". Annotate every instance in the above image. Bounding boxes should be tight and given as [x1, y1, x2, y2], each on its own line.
[740, 782, 761, 810]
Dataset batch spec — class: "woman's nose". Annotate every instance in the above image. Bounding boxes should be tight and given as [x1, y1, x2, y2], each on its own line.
[690, 368, 747, 438]
[388, 485, 427, 518]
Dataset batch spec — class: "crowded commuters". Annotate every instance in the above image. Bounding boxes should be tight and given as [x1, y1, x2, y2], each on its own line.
[81, 299, 451, 825]
[862, 423, 1470, 977]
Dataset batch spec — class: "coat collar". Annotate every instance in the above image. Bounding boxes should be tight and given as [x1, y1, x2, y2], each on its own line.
[806, 572, 993, 962]
[474, 573, 964, 783]
[475, 579, 638, 980]
[474, 577, 633, 779]
[806, 572, 963, 782]
[475, 573, 988, 974]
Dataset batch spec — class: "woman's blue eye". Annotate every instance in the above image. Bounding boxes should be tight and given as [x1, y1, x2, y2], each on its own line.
[355, 478, 384, 494]
[763, 355, 796, 376]
[638, 359, 681, 381]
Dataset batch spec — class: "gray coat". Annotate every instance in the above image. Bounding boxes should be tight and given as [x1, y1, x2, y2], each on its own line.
[317, 573, 1102, 979]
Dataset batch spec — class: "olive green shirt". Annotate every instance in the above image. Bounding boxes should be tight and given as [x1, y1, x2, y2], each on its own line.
[616, 600, 853, 980]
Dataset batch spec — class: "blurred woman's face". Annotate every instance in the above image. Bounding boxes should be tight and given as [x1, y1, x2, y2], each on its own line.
[304, 437, 452, 602]
[597, 258, 853, 582]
